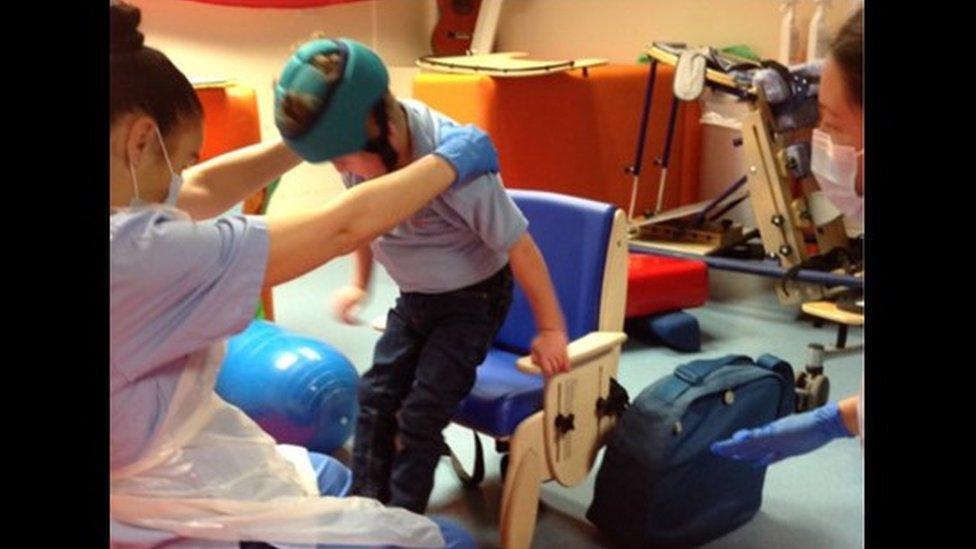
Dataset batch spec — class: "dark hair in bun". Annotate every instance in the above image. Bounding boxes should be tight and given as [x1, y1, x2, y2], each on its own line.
[110, 1, 144, 54]
[110, 1, 202, 135]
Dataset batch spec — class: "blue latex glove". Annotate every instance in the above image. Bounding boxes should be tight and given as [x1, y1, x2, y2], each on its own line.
[710, 401, 854, 467]
[433, 123, 499, 185]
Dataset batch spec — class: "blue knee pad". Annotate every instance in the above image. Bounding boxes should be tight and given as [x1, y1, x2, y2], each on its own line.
[428, 516, 476, 549]
[308, 451, 352, 497]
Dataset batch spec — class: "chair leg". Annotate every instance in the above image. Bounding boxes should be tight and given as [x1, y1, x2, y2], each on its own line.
[835, 323, 848, 349]
[447, 429, 485, 488]
[500, 413, 549, 549]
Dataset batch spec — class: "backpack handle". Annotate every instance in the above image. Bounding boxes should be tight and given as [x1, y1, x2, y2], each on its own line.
[660, 355, 753, 402]
[674, 355, 752, 385]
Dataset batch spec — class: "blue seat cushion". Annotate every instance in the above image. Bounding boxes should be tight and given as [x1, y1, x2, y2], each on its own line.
[454, 348, 545, 438]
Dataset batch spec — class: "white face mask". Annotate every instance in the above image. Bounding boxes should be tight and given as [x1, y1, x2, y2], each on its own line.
[810, 128, 863, 226]
[128, 125, 184, 208]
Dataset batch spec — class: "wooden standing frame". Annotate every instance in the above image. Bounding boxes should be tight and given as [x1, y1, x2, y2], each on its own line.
[740, 101, 846, 304]
[631, 45, 858, 306]
[740, 107, 821, 303]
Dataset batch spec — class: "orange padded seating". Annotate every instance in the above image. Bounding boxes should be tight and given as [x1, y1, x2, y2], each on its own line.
[413, 63, 702, 215]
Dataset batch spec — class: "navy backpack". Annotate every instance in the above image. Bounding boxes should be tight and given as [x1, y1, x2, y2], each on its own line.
[587, 354, 795, 547]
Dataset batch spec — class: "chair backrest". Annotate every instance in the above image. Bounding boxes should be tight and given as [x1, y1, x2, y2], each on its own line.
[495, 190, 626, 354]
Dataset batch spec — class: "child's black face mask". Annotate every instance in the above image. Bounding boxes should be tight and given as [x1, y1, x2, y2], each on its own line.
[363, 99, 399, 172]
[363, 136, 398, 172]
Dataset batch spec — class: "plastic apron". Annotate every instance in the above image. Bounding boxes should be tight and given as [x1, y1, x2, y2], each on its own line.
[110, 341, 445, 548]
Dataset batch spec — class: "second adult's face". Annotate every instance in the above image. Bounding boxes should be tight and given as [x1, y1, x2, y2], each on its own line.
[817, 55, 864, 196]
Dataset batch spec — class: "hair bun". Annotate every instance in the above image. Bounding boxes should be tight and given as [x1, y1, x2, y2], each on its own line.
[110, 1, 144, 54]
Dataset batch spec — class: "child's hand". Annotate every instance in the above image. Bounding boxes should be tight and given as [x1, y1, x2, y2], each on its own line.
[331, 285, 367, 325]
[531, 329, 570, 377]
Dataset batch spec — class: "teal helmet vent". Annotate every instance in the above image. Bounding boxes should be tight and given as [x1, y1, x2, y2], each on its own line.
[274, 38, 390, 163]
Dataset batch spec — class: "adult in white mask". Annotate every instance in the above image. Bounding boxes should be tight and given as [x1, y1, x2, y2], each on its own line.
[811, 7, 864, 237]
[109, 2, 494, 547]
[712, 6, 864, 466]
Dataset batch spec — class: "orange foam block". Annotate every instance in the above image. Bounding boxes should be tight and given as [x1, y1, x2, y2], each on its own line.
[194, 84, 275, 319]
[195, 85, 262, 162]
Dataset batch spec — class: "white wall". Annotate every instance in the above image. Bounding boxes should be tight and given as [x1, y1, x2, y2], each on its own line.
[138, 0, 860, 217]
[493, 0, 858, 64]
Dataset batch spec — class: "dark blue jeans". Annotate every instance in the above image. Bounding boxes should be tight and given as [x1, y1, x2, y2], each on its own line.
[350, 265, 514, 513]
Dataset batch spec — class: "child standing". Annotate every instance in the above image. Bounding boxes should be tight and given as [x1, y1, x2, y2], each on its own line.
[275, 37, 570, 514]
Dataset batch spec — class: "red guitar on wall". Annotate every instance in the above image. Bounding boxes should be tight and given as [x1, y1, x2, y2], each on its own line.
[431, 0, 483, 56]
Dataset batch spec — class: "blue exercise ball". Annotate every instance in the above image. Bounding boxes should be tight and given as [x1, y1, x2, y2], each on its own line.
[217, 320, 360, 454]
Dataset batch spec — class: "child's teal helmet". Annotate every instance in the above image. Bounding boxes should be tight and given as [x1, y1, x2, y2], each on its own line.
[274, 38, 389, 163]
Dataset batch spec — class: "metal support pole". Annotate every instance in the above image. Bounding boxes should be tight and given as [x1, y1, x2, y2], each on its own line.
[695, 175, 749, 225]
[654, 96, 682, 214]
[626, 60, 658, 220]
[630, 247, 865, 288]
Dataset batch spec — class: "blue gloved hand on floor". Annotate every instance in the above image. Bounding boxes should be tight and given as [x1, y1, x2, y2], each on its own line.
[710, 401, 854, 467]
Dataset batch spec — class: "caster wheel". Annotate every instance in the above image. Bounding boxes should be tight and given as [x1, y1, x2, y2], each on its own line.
[500, 454, 510, 480]
[796, 371, 809, 389]
[795, 372, 810, 412]
[807, 374, 830, 408]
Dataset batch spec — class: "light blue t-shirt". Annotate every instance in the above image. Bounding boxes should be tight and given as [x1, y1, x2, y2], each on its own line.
[341, 99, 528, 294]
[110, 208, 268, 469]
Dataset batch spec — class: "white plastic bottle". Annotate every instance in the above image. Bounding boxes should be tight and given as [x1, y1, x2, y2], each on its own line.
[779, 0, 805, 65]
[807, 0, 832, 63]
